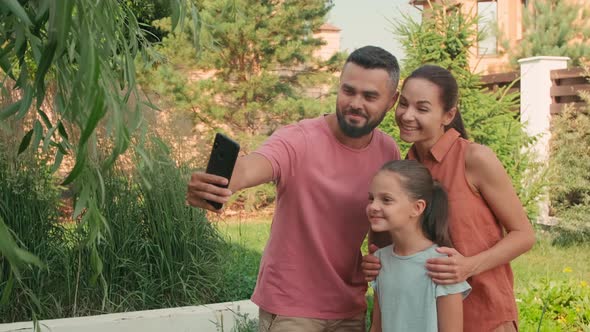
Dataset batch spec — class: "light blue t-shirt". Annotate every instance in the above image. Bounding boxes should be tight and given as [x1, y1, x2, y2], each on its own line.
[373, 244, 471, 332]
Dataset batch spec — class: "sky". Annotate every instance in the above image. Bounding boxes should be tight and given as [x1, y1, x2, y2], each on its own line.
[327, 0, 422, 61]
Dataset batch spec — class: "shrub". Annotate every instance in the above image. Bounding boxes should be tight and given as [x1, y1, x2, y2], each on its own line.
[0, 137, 231, 322]
[92, 139, 227, 312]
[517, 276, 590, 331]
[548, 86, 590, 244]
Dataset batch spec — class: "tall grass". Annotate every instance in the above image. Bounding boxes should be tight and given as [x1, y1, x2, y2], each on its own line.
[0, 145, 67, 321]
[0, 139, 228, 322]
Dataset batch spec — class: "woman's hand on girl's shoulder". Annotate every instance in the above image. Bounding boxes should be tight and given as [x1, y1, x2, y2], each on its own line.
[426, 247, 476, 284]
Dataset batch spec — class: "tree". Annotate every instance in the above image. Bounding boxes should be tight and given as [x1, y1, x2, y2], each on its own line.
[509, 0, 590, 67]
[123, 0, 173, 42]
[189, 0, 340, 148]
[137, 0, 343, 210]
[0, 0, 195, 315]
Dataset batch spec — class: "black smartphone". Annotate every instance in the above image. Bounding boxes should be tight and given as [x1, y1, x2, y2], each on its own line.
[205, 133, 240, 210]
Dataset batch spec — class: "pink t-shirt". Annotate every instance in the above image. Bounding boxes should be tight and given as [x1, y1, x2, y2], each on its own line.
[251, 116, 400, 319]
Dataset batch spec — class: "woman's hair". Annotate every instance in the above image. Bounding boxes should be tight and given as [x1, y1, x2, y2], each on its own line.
[380, 160, 452, 247]
[403, 64, 468, 139]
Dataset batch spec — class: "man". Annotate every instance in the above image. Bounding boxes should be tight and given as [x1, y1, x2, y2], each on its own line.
[187, 46, 400, 332]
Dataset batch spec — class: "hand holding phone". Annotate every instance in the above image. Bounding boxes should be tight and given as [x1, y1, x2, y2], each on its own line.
[204, 133, 240, 210]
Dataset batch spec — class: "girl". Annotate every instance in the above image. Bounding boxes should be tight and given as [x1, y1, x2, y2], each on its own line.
[364, 65, 536, 331]
[367, 159, 470, 332]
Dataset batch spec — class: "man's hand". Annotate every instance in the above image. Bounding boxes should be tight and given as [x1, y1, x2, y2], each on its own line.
[362, 244, 382, 282]
[186, 172, 233, 213]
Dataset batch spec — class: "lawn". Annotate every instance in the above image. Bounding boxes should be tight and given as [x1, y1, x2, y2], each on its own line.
[216, 218, 590, 331]
[217, 218, 590, 285]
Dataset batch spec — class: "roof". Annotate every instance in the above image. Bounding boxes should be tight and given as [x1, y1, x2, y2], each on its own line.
[318, 23, 341, 32]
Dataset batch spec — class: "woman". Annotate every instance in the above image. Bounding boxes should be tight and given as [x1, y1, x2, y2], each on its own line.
[364, 65, 535, 331]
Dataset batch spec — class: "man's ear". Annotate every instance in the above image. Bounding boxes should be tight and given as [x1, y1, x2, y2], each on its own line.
[412, 199, 426, 218]
[443, 106, 458, 126]
[388, 91, 400, 111]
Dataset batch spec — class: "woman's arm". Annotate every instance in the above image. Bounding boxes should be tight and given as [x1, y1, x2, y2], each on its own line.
[369, 293, 382, 332]
[426, 144, 535, 284]
[437, 293, 463, 332]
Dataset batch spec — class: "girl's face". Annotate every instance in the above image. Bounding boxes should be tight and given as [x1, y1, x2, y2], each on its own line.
[394, 78, 456, 147]
[366, 171, 424, 233]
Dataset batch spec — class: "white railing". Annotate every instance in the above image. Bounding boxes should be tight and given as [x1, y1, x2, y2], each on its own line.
[0, 300, 258, 332]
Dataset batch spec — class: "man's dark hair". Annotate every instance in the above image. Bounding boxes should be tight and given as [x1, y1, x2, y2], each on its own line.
[345, 46, 401, 90]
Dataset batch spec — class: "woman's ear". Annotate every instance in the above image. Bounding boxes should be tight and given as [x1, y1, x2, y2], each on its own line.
[412, 199, 427, 218]
[442, 106, 458, 127]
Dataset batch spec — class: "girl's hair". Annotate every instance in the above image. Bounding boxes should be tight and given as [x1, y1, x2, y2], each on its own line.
[403, 64, 468, 139]
[380, 160, 452, 247]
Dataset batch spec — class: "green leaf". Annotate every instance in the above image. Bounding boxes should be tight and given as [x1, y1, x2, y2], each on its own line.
[0, 101, 22, 121]
[0, 216, 44, 279]
[0, 50, 16, 80]
[190, 4, 201, 49]
[73, 185, 90, 219]
[50, 150, 64, 173]
[38, 109, 52, 128]
[4, 0, 33, 26]
[171, 2, 181, 30]
[53, 0, 74, 54]
[14, 248, 45, 269]
[42, 122, 59, 151]
[0, 272, 15, 307]
[57, 121, 69, 140]
[78, 90, 106, 146]
[54, 141, 69, 155]
[32, 120, 43, 152]
[18, 129, 34, 154]
[34, 41, 57, 109]
[62, 148, 87, 185]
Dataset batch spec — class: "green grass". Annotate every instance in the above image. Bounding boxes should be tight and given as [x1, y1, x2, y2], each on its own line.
[218, 218, 590, 286]
[213, 217, 271, 302]
[513, 229, 590, 294]
[215, 217, 271, 253]
[217, 218, 590, 330]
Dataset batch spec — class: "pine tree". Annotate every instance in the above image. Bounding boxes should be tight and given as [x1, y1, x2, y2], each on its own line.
[191, 0, 340, 147]
[510, 0, 590, 67]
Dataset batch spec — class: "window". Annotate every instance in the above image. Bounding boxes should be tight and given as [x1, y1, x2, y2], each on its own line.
[478, 1, 498, 56]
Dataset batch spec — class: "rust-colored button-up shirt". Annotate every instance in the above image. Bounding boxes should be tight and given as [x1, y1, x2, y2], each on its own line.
[408, 129, 518, 331]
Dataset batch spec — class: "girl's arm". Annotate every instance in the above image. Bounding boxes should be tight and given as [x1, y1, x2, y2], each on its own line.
[369, 293, 382, 332]
[437, 293, 463, 332]
[426, 144, 536, 284]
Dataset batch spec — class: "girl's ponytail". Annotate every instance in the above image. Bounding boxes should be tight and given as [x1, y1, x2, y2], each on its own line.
[380, 160, 453, 247]
[422, 181, 452, 248]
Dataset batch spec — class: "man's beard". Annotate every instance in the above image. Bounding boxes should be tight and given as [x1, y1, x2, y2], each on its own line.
[336, 108, 386, 138]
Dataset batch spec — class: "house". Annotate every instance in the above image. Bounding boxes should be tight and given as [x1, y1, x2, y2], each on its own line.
[409, 0, 589, 74]
[313, 23, 342, 61]
[410, 0, 525, 74]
